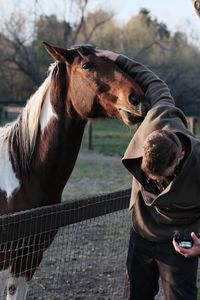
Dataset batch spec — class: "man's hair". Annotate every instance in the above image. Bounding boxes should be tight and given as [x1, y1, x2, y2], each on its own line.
[141, 129, 182, 178]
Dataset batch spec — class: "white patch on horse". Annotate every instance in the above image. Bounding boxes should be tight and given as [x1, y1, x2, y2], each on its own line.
[0, 268, 10, 298]
[7, 276, 28, 300]
[40, 88, 58, 132]
[0, 141, 20, 200]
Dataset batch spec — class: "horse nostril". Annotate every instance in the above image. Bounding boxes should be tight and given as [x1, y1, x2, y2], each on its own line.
[128, 93, 140, 106]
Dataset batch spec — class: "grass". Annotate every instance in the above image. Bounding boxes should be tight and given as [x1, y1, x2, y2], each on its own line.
[196, 121, 200, 140]
[62, 155, 132, 201]
[0, 118, 12, 126]
[81, 119, 137, 156]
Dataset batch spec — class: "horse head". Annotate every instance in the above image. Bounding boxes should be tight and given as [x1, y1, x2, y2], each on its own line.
[43, 42, 148, 125]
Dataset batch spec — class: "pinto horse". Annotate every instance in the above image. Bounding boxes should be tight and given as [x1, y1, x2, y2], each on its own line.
[0, 43, 146, 299]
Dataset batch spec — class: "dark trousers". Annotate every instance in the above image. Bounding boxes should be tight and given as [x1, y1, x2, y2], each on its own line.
[127, 228, 198, 300]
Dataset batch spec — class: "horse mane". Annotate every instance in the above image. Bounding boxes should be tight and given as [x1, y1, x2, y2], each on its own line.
[0, 63, 57, 176]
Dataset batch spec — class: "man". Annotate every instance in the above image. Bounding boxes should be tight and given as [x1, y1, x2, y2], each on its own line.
[96, 49, 200, 299]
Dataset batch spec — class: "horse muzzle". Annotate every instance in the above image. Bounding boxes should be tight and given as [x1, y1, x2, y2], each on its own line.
[118, 94, 150, 125]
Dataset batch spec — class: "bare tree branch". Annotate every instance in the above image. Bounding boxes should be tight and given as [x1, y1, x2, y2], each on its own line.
[72, 0, 88, 44]
[83, 14, 114, 42]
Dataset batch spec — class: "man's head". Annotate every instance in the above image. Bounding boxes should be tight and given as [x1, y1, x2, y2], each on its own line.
[141, 130, 185, 180]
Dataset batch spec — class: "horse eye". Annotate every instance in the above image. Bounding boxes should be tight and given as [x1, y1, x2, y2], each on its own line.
[82, 62, 94, 70]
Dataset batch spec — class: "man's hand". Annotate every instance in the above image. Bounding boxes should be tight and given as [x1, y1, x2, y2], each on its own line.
[173, 232, 200, 258]
[95, 49, 119, 62]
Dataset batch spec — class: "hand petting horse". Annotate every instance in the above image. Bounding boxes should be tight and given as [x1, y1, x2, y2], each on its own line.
[0, 43, 147, 299]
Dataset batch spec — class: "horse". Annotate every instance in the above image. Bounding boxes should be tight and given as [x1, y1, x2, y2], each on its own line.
[0, 42, 146, 299]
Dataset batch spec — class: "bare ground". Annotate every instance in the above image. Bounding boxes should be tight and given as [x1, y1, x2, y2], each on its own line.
[77, 150, 123, 167]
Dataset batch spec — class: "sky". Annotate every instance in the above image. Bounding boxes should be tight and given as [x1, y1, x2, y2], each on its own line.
[95, 0, 199, 27]
[1, 0, 200, 41]
[89, 0, 200, 39]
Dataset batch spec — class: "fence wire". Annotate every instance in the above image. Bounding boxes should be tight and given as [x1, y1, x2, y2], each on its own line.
[0, 189, 132, 299]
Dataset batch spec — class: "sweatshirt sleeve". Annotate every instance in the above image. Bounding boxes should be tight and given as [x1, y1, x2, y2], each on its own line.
[116, 55, 175, 108]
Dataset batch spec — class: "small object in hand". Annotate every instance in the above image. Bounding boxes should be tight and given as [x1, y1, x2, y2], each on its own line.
[174, 231, 193, 249]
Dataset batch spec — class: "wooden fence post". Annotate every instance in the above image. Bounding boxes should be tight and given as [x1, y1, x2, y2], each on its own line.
[88, 121, 93, 150]
[187, 117, 197, 134]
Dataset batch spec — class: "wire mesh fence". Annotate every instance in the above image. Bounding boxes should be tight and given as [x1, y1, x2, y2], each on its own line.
[0, 189, 132, 299]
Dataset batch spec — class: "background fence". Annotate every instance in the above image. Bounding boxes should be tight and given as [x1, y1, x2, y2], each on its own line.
[0, 104, 199, 151]
[0, 189, 132, 299]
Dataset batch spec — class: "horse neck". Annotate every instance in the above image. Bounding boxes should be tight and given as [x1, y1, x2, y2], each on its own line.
[34, 94, 86, 177]
[32, 90, 87, 196]
[8, 65, 87, 204]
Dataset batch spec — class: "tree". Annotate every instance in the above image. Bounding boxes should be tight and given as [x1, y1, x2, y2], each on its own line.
[0, 2, 200, 116]
[80, 9, 118, 48]
[0, 0, 114, 102]
[121, 9, 170, 61]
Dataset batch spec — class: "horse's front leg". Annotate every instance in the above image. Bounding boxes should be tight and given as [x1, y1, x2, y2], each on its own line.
[6, 276, 28, 300]
[7, 247, 44, 300]
[0, 269, 10, 299]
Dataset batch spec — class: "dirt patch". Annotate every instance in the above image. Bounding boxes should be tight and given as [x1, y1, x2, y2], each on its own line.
[77, 150, 122, 167]
[27, 210, 132, 299]
[62, 150, 132, 201]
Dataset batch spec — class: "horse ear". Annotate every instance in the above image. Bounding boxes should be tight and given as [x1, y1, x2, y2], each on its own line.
[43, 42, 75, 64]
